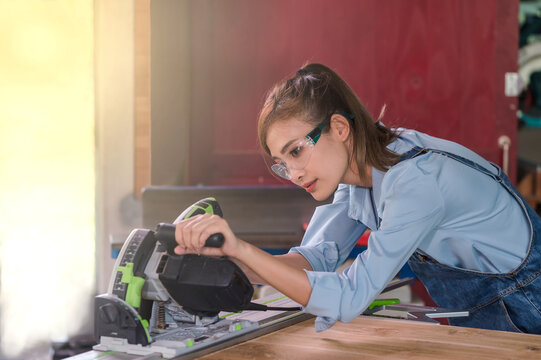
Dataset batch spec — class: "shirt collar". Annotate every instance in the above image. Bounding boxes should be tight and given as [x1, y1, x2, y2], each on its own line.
[371, 167, 386, 209]
[347, 183, 380, 231]
[345, 136, 402, 230]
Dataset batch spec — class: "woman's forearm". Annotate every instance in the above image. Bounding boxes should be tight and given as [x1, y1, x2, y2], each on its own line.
[234, 241, 313, 306]
[233, 252, 313, 285]
[171, 214, 313, 305]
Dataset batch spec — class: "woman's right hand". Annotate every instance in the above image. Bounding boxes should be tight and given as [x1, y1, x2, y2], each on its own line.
[174, 214, 312, 307]
[173, 213, 246, 258]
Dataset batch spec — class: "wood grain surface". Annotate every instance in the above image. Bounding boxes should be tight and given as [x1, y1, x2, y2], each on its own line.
[200, 316, 541, 360]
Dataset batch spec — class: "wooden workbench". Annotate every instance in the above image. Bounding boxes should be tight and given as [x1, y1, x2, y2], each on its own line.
[198, 316, 541, 360]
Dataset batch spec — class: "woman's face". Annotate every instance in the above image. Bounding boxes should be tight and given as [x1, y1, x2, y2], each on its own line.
[266, 116, 355, 201]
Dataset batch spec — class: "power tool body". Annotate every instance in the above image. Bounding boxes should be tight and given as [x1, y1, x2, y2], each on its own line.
[93, 198, 299, 358]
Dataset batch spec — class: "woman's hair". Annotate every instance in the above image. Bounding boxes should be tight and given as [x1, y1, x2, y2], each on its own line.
[257, 63, 400, 182]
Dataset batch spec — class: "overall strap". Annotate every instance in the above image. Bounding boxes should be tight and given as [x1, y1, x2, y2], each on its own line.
[399, 147, 503, 183]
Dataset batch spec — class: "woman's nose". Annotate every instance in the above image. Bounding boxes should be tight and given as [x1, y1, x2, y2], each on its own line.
[288, 167, 305, 182]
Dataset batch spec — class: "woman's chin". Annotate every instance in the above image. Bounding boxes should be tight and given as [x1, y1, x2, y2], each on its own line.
[310, 188, 332, 201]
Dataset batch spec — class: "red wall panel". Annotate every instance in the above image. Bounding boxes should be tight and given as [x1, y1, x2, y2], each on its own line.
[186, 0, 518, 186]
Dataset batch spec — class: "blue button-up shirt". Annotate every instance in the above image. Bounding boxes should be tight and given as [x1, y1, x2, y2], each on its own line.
[289, 128, 530, 331]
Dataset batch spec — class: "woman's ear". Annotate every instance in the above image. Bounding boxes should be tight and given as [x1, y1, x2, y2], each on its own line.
[329, 114, 351, 142]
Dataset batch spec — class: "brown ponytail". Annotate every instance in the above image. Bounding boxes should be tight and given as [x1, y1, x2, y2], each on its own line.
[258, 63, 400, 182]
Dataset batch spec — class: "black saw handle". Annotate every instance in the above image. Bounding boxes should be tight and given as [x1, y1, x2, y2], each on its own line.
[155, 223, 225, 255]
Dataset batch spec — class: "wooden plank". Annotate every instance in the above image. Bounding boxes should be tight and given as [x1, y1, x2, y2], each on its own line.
[200, 316, 541, 360]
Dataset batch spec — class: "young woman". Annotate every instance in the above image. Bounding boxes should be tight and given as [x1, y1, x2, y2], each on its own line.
[173, 63, 541, 334]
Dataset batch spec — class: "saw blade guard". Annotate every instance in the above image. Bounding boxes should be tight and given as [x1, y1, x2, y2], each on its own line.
[159, 253, 254, 316]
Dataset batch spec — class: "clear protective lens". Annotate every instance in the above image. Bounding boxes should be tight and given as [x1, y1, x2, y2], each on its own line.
[283, 137, 315, 170]
[271, 163, 291, 179]
[270, 137, 315, 180]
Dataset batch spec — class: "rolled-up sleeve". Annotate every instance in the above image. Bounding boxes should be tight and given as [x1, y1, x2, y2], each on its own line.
[302, 160, 445, 331]
[289, 185, 366, 272]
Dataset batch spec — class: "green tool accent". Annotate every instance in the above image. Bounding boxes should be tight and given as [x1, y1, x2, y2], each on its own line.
[235, 323, 242, 331]
[185, 339, 194, 347]
[96, 351, 116, 358]
[219, 311, 241, 319]
[183, 198, 217, 219]
[261, 295, 287, 305]
[219, 295, 289, 319]
[137, 315, 152, 344]
[117, 262, 146, 309]
[368, 298, 400, 310]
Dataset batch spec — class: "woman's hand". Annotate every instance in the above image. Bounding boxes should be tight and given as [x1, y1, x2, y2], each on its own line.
[174, 213, 312, 306]
[173, 213, 244, 258]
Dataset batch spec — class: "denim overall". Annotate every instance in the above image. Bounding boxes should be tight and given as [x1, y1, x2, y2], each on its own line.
[400, 147, 541, 334]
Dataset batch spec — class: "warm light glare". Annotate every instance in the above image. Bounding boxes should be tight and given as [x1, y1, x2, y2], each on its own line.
[0, 0, 95, 356]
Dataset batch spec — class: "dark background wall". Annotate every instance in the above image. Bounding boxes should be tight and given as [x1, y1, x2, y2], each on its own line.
[150, 0, 519, 186]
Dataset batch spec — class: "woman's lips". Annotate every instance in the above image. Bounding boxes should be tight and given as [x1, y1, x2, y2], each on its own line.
[303, 180, 317, 193]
